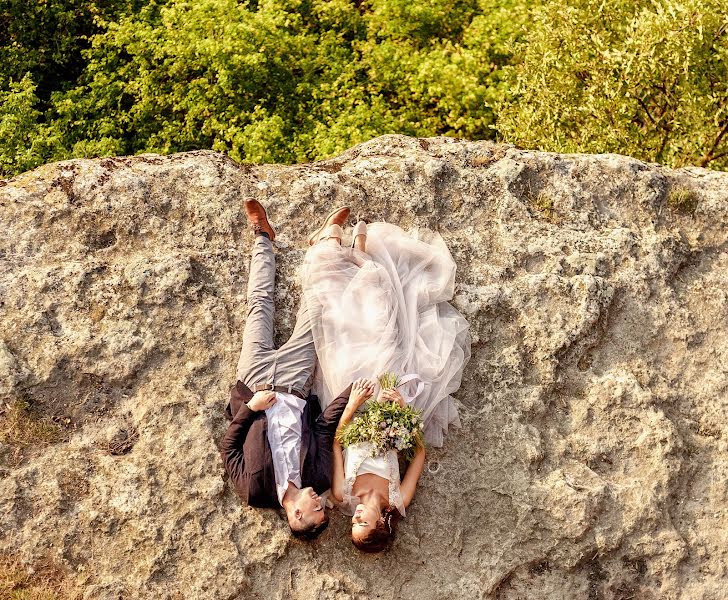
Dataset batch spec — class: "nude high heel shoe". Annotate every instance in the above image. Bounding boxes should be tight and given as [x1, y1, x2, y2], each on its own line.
[324, 224, 344, 244]
[309, 207, 350, 246]
[352, 220, 367, 252]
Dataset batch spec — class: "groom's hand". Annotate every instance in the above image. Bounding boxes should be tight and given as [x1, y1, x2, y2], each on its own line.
[348, 378, 375, 410]
[247, 391, 277, 412]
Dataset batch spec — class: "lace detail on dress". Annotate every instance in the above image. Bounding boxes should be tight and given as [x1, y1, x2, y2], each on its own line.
[341, 443, 406, 518]
[387, 458, 405, 518]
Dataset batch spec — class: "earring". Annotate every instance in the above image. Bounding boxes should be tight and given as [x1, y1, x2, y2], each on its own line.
[385, 513, 393, 533]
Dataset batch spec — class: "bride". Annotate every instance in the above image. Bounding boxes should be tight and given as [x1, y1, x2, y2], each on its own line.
[299, 208, 471, 552]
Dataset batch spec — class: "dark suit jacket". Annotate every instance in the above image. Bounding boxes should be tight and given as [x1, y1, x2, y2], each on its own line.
[220, 381, 351, 508]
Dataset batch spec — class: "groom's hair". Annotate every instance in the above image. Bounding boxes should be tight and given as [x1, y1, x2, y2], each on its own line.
[290, 513, 330, 540]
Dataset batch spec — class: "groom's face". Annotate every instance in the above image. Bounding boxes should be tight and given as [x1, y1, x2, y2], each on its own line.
[292, 487, 326, 527]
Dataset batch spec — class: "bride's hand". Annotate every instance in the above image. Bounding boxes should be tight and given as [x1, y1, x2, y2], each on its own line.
[380, 388, 406, 408]
[348, 378, 375, 409]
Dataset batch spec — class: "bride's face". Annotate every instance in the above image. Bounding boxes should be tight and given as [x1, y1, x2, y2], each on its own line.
[351, 503, 379, 539]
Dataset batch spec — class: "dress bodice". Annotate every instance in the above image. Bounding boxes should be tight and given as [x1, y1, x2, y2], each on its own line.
[340, 442, 406, 518]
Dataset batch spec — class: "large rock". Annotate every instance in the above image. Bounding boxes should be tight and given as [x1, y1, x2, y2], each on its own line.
[0, 135, 726, 599]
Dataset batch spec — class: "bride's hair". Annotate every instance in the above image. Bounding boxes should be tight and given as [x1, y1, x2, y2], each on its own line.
[352, 506, 401, 553]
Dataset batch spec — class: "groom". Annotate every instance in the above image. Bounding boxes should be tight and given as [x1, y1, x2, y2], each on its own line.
[220, 199, 351, 539]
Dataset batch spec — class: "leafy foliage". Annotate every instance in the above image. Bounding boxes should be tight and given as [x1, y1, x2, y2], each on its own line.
[497, 0, 728, 169]
[1, 0, 726, 176]
[0, 75, 45, 174]
[0, 0, 140, 97]
[378, 371, 401, 390]
[0, 0, 529, 175]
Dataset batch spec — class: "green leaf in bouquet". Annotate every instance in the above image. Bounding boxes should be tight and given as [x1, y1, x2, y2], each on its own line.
[378, 372, 401, 390]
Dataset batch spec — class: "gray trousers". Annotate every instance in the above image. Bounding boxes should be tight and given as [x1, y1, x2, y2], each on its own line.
[235, 235, 316, 397]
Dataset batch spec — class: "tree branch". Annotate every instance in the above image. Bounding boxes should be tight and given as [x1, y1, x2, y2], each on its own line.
[636, 96, 656, 125]
[700, 120, 728, 167]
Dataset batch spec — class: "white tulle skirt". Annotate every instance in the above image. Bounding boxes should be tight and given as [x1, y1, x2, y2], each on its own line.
[299, 223, 471, 447]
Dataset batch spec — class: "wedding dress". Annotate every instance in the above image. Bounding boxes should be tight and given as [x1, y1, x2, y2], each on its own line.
[339, 442, 406, 516]
[299, 222, 471, 448]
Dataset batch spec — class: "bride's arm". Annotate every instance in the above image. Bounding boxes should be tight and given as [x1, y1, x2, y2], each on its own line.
[400, 445, 426, 509]
[331, 378, 376, 502]
[331, 396, 362, 503]
[331, 438, 346, 502]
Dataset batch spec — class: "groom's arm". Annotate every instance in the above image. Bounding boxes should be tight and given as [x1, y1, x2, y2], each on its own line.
[221, 389, 274, 488]
[314, 384, 353, 438]
[220, 403, 258, 485]
[226, 380, 253, 420]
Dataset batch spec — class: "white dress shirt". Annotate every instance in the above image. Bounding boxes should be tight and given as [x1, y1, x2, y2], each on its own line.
[265, 391, 307, 505]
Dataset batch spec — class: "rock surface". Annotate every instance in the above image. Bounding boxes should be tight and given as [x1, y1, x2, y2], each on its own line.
[1, 135, 726, 599]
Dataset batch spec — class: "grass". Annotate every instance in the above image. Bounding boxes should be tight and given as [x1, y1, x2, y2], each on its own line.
[667, 187, 699, 215]
[0, 409, 79, 600]
[531, 190, 559, 223]
[0, 399, 61, 465]
[0, 553, 75, 600]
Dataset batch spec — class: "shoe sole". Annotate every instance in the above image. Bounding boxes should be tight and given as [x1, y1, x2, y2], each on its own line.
[308, 207, 350, 245]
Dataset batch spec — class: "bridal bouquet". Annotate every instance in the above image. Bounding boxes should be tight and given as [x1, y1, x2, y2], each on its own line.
[336, 373, 424, 461]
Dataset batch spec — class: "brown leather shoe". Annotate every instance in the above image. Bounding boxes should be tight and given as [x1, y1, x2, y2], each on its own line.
[244, 199, 276, 241]
[308, 207, 350, 246]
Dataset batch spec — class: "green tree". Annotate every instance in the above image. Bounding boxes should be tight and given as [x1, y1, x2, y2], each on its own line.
[0, 0, 145, 100]
[0, 0, 529, 174]
[0, 75, 58, 174]
[0, 0, 149, 174]
[497, 0, 728, 169]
